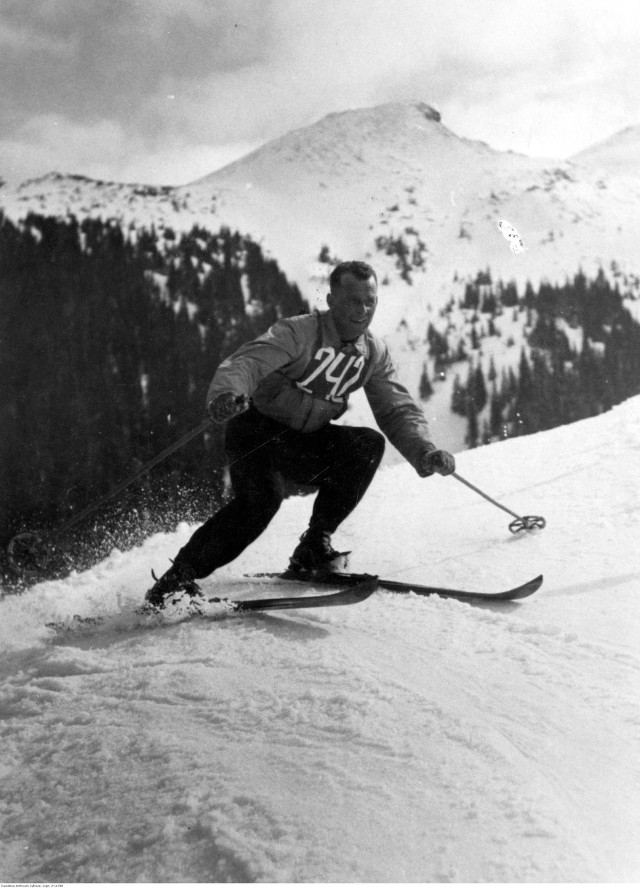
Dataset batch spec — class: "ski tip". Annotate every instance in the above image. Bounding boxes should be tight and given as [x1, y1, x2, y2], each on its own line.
[507, 573, 544, 599]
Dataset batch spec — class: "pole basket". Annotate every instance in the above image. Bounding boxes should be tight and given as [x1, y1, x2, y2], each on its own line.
[7, 532, 50, 576]
[508, 515, 546, 534]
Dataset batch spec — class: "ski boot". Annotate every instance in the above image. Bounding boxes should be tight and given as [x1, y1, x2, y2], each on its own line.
[287, 528, 350, 576]
[145, 560, 201, 609]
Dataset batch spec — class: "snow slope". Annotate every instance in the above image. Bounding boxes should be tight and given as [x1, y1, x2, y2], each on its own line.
[1, 397, 639, 882]
[573, 124, 640, 179]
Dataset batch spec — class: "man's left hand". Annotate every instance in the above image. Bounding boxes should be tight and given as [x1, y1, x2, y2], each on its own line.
[418, 448, 456, 477]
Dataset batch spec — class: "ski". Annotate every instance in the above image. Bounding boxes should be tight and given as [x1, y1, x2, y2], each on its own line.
[139, 575, 378, 617]
[202, 575, 378, 612]
[247, 571, 543, 603]
[46, 577, 379, 634]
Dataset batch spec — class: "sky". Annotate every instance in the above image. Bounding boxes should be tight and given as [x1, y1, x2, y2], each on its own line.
[1, 0, 639, 187]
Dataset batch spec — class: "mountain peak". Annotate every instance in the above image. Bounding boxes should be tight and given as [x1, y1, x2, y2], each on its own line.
[190, 100, 483, 189]
[320, 99, 442, 126]
[414, 101, 442, 122]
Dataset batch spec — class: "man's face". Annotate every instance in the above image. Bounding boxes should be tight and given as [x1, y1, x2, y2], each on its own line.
[327, 272, 378, 340]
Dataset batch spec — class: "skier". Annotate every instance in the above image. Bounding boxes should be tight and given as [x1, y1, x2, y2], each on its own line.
[146, 260, 455, 605]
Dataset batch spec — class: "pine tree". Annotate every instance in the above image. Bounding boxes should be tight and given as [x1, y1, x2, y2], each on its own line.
[463, 283, 479, 310]
[419, 363, 433, 400]
[489, 385, 503, 440]
[473, 365, 488, 412]
[465, 401, 479, 448]
[450, 373, 466, 415]
[502, 280, 518, 307]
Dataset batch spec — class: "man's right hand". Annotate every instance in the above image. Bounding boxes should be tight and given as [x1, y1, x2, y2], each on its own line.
[208, 391, 251, 424]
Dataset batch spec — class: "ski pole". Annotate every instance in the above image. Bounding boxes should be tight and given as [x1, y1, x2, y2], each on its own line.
[451, 472, 546, 534]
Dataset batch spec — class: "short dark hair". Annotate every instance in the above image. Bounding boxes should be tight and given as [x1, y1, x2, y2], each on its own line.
[329, 261, 377, 292]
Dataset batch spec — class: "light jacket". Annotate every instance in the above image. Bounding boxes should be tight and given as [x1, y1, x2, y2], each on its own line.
[207, 310, 435, 472]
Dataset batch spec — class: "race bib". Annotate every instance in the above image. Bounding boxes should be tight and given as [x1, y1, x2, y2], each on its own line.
[295, 345, 366, 403]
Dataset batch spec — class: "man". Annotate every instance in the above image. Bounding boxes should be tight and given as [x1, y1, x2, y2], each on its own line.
[146, 260, 455, 606]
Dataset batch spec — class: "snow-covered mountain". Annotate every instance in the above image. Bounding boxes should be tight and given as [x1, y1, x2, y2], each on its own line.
[190, 103, 640, 315]
[2, 395, 639, 882]
[3, 101, 640, 453]
[3, 101, 640, 315]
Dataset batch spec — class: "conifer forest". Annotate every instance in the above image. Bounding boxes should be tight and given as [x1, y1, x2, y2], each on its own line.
[430, 268, 640, 447]
[0, 213, 305, 576]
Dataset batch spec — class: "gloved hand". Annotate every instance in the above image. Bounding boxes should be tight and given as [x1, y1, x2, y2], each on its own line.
[418, 448, 456, 477]
[207, 391, 251, 424]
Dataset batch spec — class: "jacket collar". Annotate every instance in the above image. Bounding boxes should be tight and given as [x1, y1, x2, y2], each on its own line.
[320, 309, 369, 357]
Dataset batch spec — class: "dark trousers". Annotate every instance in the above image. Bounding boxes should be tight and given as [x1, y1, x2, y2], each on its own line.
[175, 407, 385, 578]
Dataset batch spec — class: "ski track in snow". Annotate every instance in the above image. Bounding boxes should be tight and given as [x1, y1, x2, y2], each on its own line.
[1, 399, 640, 882]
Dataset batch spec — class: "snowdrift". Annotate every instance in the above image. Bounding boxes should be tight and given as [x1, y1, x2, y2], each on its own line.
[1, 398, 639, 881]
